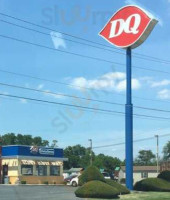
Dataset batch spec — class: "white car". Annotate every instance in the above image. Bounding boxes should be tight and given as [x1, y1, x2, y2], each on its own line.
[67, 172, 110, 187]
[70, 176, 79, 187]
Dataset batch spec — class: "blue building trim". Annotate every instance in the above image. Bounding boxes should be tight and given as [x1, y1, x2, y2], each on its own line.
[2, 145, 63, 158]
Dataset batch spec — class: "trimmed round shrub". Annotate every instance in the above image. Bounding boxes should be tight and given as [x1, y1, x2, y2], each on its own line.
[158, 171, 170, 182]
[75, 180, 119, 199]
[134, 178, 170, 192]
[79, 166, 105, 186]
[106, 179, 130, 195]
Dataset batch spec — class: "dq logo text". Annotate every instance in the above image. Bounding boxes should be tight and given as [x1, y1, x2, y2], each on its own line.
[99, 6, 158, 49]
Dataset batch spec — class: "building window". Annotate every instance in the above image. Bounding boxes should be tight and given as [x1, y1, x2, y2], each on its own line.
[21, 165, 33, 176]
[50, 166, 60, 176]
[36, 165, 47, 176]
[141, 172, 148, 178]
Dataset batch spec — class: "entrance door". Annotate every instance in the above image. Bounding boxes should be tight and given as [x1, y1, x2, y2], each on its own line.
[2, 165, 8, 184]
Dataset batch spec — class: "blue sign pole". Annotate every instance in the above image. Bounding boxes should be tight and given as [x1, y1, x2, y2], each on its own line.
[126, 47, 133, 190]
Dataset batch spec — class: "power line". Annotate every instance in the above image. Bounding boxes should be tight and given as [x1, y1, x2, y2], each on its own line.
[0, 19, 126, 56]
[134, 105, 170, 114]
[0, 33, 123, 65]
[2, 18, 170, 66]
[0, 94, 125, 117]
[0, 32, 170, 77]
[0, 93, 170, 121]
[1, 81, 170, 114]
[0, 12, 170, 65]
[0, 67, 170, 105]
[93, 133, 170, 149]
[1, 93, 169, 123]
[0, 82, 123, 106]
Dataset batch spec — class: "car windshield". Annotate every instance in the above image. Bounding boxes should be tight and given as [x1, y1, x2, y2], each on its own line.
[69, 175, 77, 179]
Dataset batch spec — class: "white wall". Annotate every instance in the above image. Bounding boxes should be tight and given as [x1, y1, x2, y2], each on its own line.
[123, 171, 158, 184]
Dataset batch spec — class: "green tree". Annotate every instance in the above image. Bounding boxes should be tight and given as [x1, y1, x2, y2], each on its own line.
[0, 133, 49, 146]
[42, 140, 49, 147]
[134, 150, 156, 166]
[32, 136, 43, 146]
[163, 141, 170, 160]
[1, 133, 16, 145]
[51, 140, 58, 148]
[16, 134, 33, 145]
[93, 154, 122, 173]
[64, 145, 92, 169]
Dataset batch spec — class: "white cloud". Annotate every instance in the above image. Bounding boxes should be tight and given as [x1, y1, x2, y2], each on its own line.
[102, 72, 125, 80]
[70, 72, 141, 92]
[151, 79, 170, 88]
[116, 79, 141, 92]
[50, 32, 66, 49]
[158, 89, 170, 99]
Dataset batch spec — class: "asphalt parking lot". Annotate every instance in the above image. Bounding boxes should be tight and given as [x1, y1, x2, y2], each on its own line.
[0, 185, 83, 200]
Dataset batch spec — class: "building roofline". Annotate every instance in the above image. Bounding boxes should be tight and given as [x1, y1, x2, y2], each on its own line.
[120, 165, 160, 172]
[2, 145, 62, 150]
[2, 155, 68, 161]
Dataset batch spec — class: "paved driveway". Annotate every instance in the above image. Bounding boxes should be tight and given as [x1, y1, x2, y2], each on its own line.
[0, 185, 83, 200]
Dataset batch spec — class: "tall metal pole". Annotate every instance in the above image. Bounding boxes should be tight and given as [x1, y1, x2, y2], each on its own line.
[155, 135, 159, 174]
[125, 47, 133, 190]
[89, 139, 93, 165]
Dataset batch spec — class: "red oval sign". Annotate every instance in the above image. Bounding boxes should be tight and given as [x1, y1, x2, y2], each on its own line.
[99, 5, 158, 49]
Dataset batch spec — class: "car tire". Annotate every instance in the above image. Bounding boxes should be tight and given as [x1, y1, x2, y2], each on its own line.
[72, 181, 78, 187]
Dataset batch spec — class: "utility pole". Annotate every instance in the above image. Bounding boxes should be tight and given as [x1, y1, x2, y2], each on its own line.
[88, 139, 92, 165]
[155, 135, 159, 174]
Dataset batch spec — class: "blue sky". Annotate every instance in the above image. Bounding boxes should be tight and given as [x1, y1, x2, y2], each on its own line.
[0, 0, 170, 160]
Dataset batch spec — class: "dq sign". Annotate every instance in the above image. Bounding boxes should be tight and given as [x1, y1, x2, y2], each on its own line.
[99, 5, 158, 49]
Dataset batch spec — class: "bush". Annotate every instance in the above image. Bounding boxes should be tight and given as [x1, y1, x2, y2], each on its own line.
[106, 179, 130, 195]
[21, 181, 26, 185]
[79, 166, 105, 186]
[158, 171, 170, 182]
[134, 178, 170, 192]
[75, 180, 119, 199]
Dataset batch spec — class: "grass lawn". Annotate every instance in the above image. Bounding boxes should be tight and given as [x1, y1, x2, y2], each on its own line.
[119, 192, 170, 200]
[87, 192, 170, 200]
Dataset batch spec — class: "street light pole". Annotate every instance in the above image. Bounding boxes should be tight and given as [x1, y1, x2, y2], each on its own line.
[88, 139, 93, 165]
[155, 135, 159, 174]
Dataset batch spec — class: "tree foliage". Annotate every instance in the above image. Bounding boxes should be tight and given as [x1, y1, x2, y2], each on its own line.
[64, 145, 93, 169]
[64, 145, 122, 172]
[93, 154, 122, 173]
[0, 133, 49, 146]
[134, 150, 156, 166]
[163, 141, 170, 160]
